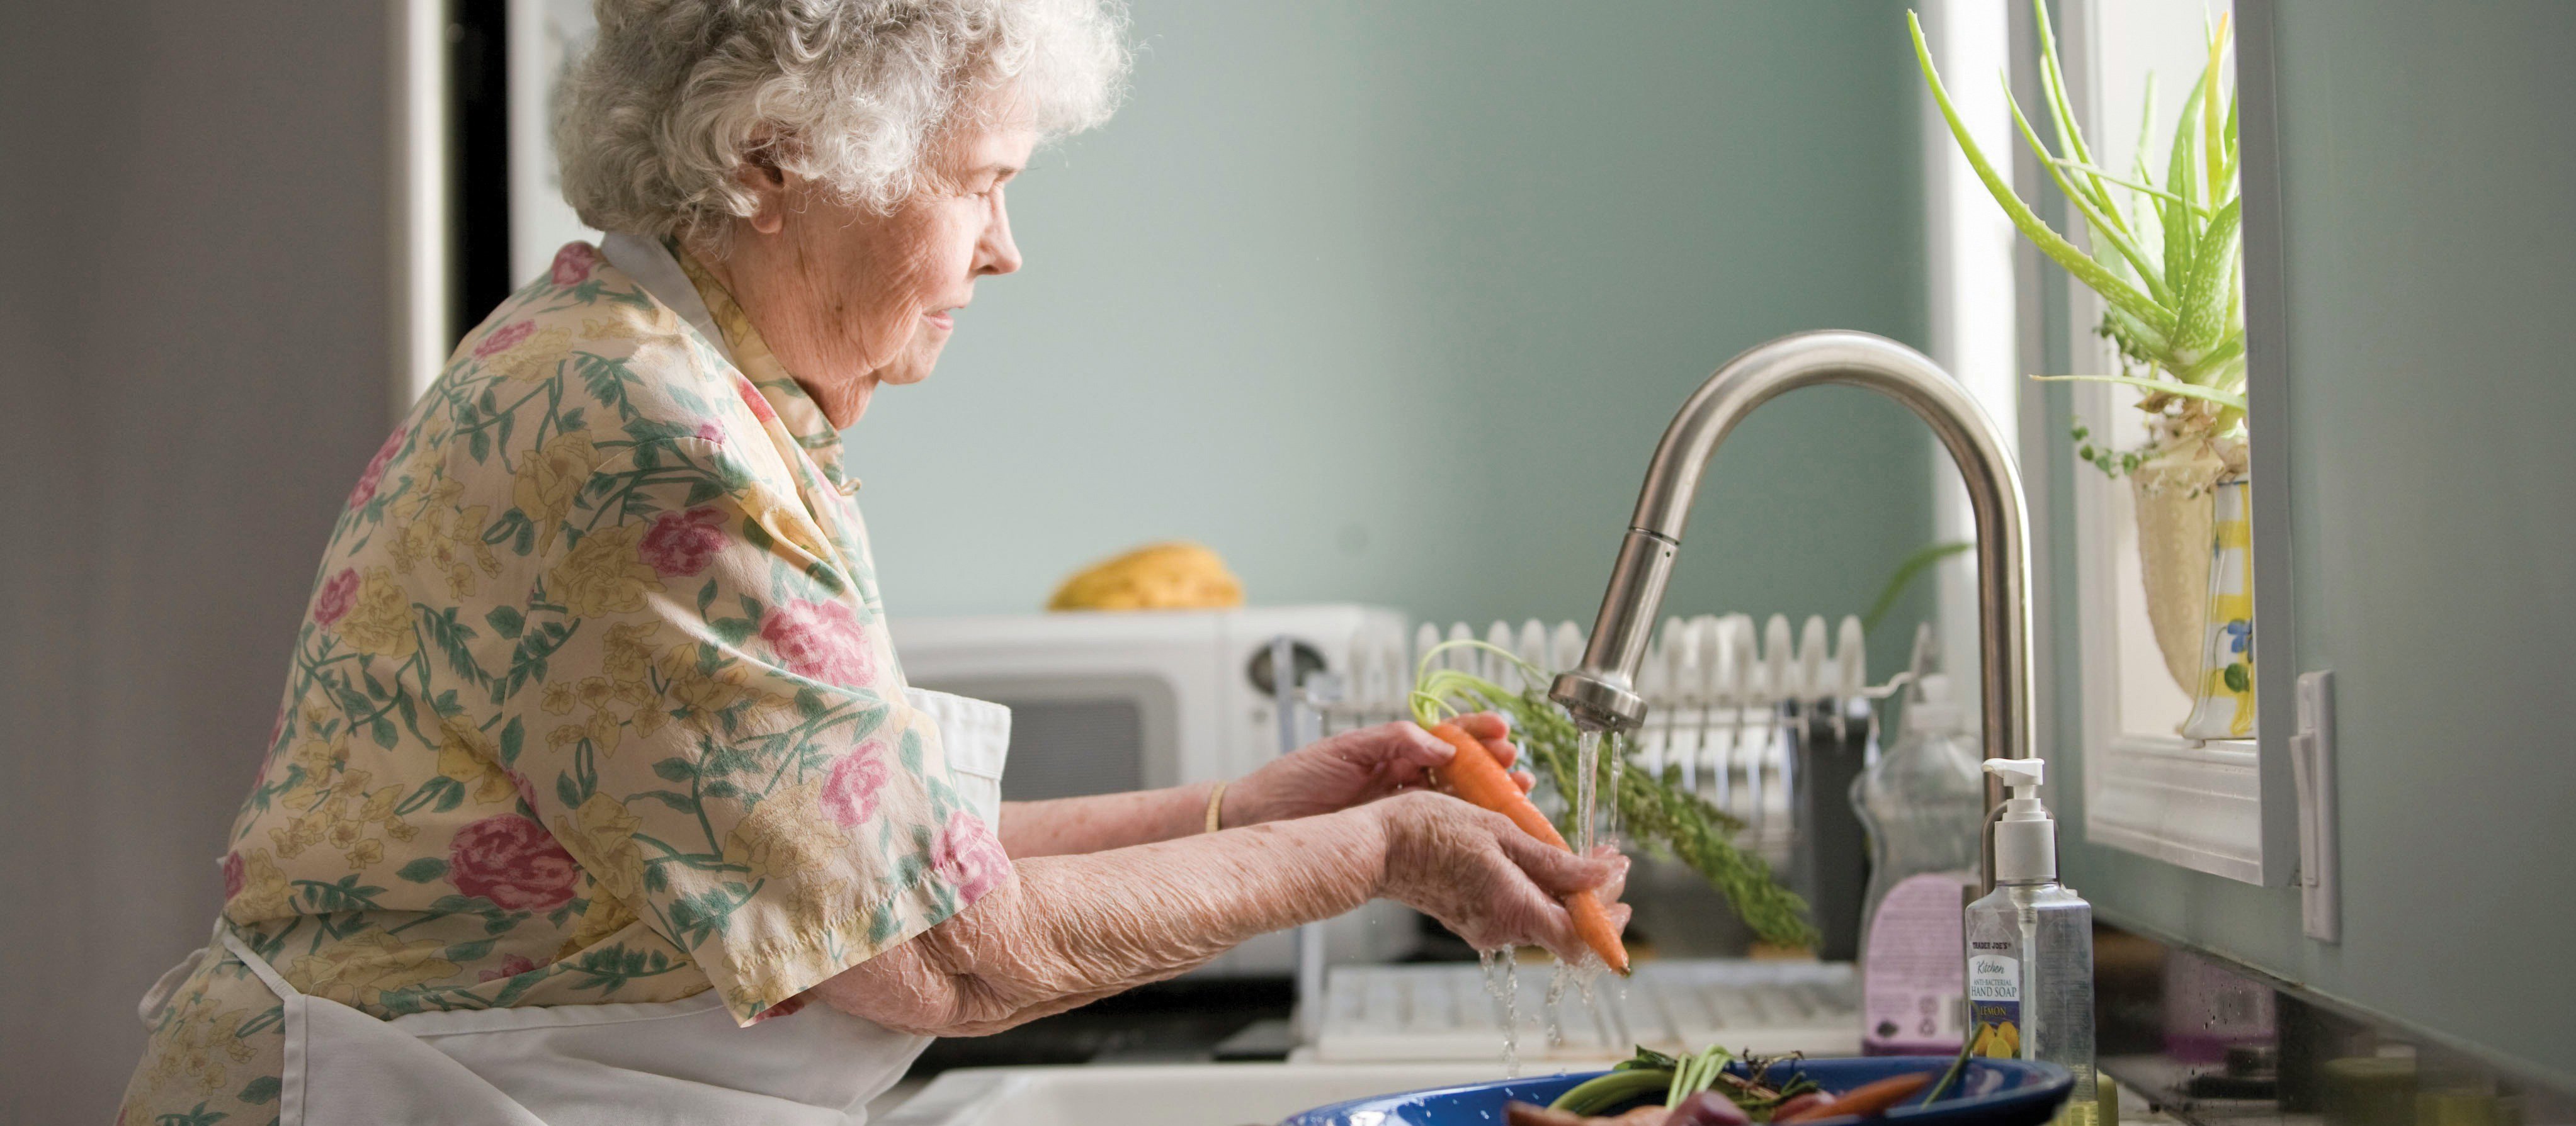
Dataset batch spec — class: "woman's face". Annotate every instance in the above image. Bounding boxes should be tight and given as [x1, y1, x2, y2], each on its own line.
[708, 94, 1035, 427]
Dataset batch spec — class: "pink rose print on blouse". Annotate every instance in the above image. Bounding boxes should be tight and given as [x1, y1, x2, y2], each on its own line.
[759, 600, 873, 688]
[221, 852, 245, 899]
[448, 814, 580, 911]
[819, 741, 891, 828]
[550, 243, 600, 286]
[639, 507, 728, 577]
[931, 812, 1010, 904]
[477, 954, 547, 983]
[734, 374, 778, 424]
[474, 319, 536, 359]
[695, 422, 725, 442]
[346, 425, 406, 509]
[312, 568, 360, 626]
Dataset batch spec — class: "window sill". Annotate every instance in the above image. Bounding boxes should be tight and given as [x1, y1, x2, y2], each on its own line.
[2084, 735, 2266, 884]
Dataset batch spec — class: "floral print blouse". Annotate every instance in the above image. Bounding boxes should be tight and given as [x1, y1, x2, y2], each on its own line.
[118, 242, 1008, 1125]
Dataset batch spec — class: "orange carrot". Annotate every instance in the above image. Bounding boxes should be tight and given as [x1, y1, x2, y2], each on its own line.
[1428, 721, 1631, 975]
[1775, 1073, 1934, 1123]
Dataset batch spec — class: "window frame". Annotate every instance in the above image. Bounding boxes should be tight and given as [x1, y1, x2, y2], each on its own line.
[2039, 0, 2299, 887]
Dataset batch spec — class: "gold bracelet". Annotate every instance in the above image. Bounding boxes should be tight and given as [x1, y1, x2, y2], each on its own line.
[1204, 781, 1228, 834]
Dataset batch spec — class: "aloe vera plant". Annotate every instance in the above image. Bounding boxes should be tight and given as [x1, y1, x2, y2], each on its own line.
[1911, 3, 2245, 469]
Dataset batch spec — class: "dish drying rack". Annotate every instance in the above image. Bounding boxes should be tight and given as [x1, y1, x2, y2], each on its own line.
[1275, 613, 1913, 865]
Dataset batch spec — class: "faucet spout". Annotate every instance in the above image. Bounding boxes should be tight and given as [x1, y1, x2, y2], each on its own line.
[1548, 331, 2036, 883]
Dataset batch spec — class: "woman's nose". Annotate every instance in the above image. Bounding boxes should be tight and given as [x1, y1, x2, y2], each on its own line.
[978, 196, 1023, 278]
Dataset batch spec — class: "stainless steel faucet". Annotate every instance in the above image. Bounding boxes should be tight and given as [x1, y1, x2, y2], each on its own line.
[1546, 330, 2035, 889]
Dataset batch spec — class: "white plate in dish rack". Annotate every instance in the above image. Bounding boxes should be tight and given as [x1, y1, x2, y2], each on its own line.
[1305, 959, 1859, 1063]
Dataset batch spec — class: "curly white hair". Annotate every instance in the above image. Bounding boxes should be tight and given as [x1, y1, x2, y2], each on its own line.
[557, 0, 1129, 237]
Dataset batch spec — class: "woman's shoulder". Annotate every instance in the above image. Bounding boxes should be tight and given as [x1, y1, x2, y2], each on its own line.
[344, 244, 797, 571]
[434, 243, 746, 439]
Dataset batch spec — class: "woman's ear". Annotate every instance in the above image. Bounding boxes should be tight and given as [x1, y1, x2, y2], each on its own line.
[737, 144, 790, 236]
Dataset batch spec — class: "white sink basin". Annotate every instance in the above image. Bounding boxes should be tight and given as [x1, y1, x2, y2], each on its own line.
[875, 1062, 1560, 1126]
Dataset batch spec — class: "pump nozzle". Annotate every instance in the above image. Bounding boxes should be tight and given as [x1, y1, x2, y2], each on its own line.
[1983, 757, 2057, 883]
[1985, 757, 2043, 792]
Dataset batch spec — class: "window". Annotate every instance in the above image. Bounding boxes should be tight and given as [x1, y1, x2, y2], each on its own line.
[2043, 0, 2288, 885]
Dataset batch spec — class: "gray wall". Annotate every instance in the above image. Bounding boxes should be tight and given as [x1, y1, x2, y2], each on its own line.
[1, 2, 1936, 1119]
[0, 2, 397, 1120]
[858, 1, 1937, 632]
[2051, 0, 2576, 1085]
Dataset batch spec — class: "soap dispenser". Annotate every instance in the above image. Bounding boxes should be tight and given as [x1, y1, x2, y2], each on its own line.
[1851, 673, 1985, 1054]
[1964, 757, 2097, 1122]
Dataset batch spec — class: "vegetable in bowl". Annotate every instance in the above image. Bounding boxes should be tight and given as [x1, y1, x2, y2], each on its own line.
[1279, 1050, 2074, 1126]
[1512, 1045, 1943, 1126]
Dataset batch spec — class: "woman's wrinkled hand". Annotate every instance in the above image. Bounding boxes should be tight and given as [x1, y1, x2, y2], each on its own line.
[1368, 789, 1630, 962]
[1224, 713, 1535, 826]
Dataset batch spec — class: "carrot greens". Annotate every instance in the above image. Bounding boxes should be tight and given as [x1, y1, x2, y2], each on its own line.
[1411, 641, 1816, 949]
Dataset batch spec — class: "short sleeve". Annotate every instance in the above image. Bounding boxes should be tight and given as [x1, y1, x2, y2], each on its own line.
[503, 431, 994, 1023]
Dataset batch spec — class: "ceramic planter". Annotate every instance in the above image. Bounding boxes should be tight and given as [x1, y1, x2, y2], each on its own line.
[2178, 476, 2255, 740]
[2129, 437, 2244, 695]
[2130, 449, 2218, 695]
[2128, 435, 2254, 740]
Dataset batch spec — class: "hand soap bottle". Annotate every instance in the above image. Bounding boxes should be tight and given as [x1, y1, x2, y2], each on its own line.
[1965, 757, 2096, 1123]
[1851, 673, 1984, 1054]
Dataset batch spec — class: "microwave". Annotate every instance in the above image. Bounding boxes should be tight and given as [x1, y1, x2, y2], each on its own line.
[888, 604, 1416, 975]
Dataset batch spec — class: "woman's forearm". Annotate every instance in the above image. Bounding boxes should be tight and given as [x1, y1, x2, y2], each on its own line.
[815, 804, 1385, 1036]
[996, 781, 1222, 857]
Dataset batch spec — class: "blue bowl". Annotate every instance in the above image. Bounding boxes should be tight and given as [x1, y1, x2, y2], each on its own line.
[1282, 1056, 2075, 1126]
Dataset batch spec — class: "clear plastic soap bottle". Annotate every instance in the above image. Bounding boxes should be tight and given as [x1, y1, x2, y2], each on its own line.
[1850, 673, 1985, 1054]
[1965, 757, 2096, 1124]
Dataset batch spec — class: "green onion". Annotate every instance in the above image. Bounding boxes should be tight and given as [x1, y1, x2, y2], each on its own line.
[1550, 1068, 1676, 1115]
[1920, 1040, 1975, 1107]
[1664, 1044, 1737, 1107]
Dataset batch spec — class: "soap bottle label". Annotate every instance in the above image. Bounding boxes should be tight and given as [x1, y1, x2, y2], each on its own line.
[1861, 872, 1970, 1054]
[1966, 949, 2023, 1058]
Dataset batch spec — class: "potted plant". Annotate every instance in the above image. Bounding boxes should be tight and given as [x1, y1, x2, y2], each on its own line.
[1911, 6, 2253, 737]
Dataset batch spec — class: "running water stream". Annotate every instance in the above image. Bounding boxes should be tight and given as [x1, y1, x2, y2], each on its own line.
[1487, 724, 1623, 1074]
[1574, 729, 1601, 854]
[1542, 957, 1607, 1051]
[1478, 948, 1521, 1078]
[1544, 729, 1614, 1054]
[1604, 744, 1624, 846]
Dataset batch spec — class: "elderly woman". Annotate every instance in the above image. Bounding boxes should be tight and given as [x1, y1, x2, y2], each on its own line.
[118, 1, 1625, 1122]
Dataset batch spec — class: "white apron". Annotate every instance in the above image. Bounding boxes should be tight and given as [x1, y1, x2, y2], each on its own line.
[144, 689, 1010, 1126]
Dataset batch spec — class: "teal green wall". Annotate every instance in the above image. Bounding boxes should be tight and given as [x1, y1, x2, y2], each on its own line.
[848, 1, 1937, 640]
[2051, 1, 2576, 1084]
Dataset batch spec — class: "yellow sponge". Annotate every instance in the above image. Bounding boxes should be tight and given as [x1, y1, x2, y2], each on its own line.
[1047, 542, 1244, 612]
